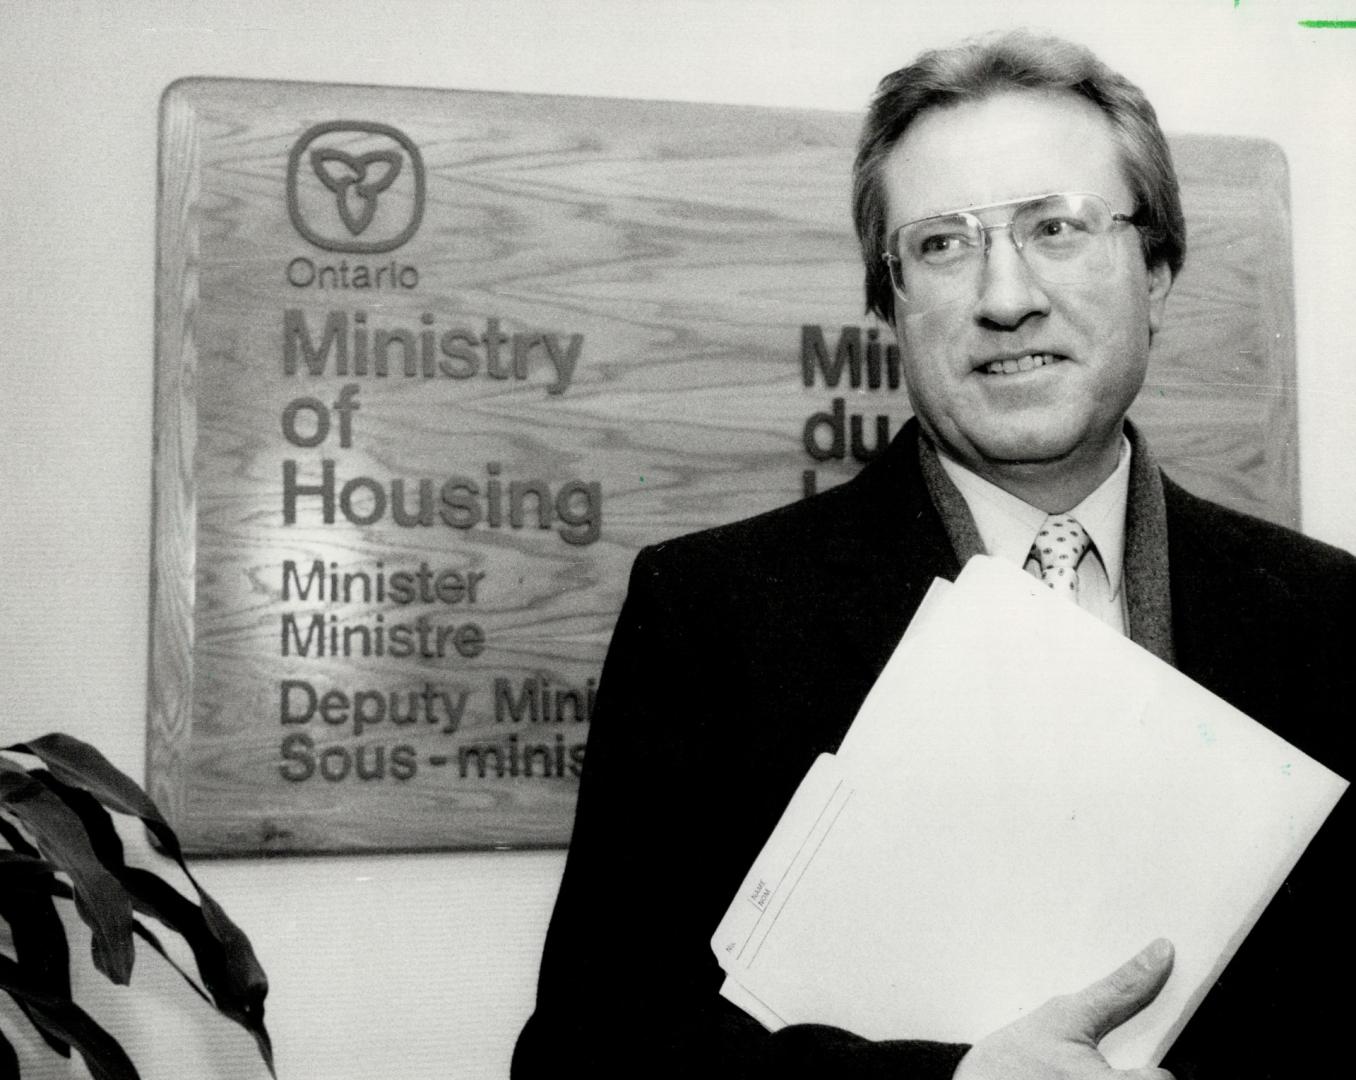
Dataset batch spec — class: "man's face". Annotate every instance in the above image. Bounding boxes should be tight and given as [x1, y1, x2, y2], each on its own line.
[883, 89, 1172, 494]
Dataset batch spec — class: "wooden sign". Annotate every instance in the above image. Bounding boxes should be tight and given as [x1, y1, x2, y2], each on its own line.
[149, 78, 1297, 855]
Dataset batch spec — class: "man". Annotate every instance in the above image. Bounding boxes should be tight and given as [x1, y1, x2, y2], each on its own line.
[514, 31, 1352, 1080]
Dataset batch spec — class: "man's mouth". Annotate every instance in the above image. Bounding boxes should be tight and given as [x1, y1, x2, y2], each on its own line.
[980, 353, 1062, 375]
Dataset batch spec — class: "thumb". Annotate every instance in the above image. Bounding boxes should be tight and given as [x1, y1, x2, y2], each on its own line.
[1065, 938, 1175, 1042]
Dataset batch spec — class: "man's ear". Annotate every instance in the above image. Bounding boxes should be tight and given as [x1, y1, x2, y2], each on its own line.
[1146, 260, 1173, 335]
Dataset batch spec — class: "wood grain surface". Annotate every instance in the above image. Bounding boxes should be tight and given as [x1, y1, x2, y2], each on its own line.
[149, 78, 1297, 855]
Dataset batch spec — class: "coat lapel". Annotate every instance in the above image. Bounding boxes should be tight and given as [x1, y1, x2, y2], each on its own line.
[800, 419, 963, 692]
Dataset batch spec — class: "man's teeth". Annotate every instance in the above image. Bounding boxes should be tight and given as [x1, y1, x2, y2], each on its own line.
[984, 353, 1058, 375]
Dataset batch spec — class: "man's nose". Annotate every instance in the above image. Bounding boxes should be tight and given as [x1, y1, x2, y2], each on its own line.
[972, 228, 1050, 327]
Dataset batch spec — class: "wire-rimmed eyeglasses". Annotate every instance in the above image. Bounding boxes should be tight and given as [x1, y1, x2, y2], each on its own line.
[883, 192, 1141, 307]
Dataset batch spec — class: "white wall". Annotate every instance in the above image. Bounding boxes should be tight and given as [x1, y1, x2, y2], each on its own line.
[2, 2, 1352, 1077]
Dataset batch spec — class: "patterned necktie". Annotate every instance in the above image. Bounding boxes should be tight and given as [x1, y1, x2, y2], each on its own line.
[1029, 514, 1091, 600]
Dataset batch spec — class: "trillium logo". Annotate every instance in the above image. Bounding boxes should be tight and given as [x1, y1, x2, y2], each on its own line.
[287, 121, 425, 253]
[312, 147, 403, 236]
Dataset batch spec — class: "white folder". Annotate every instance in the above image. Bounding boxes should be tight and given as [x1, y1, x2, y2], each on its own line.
[712, 556, 1347, 1068]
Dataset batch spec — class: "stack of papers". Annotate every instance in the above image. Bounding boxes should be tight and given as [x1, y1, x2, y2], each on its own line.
[711, 556, 1346, 1068]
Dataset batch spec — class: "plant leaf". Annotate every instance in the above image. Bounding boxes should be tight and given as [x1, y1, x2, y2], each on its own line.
[34, 773, 127, 865]
[0, 760, 134, 984]
[0, 813, 40, 856]
[0, 1022, 19, 1077]
[32, 769, 136, 999]
[1, 814, 71, 1059]
[10, 992, 74, 1061]
[0, 849, 58, 876]
[7, 735, 274, 1075]
[0, 954, 140, 1080]
[130, 916, 215, 1008]
[35, 771, 265, 1035]
[7, 736, 179, 854]
[5, 863, 217, 1019]
[0, 852, 72, 1058]
[118, 867, 228, 991]
[119, 865, 275, 1072]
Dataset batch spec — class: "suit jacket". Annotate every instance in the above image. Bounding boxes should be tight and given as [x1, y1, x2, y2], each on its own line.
[514, 420, 1353, 1080]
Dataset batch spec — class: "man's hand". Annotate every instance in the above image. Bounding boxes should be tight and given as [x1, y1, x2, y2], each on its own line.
[952, 939, 1176, 1080]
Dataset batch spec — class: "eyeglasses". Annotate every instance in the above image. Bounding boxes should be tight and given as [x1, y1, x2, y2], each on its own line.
[883, 192, 1140, 308]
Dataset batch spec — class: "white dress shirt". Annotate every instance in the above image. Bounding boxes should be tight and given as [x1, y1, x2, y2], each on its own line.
[936, 438, 1132, 634]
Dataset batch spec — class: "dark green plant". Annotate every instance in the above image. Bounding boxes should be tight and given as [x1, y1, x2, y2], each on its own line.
[0, 734, 274, 1079]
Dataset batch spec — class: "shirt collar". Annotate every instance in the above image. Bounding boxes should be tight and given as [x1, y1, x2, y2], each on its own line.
[935, 436, 1132, 599]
